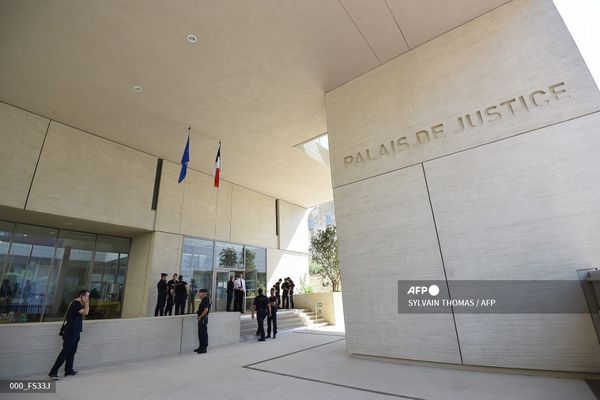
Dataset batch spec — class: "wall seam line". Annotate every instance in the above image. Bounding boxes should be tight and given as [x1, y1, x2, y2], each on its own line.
[384, 0, 410, 49]
[337, 0, 382, 65]
[421, 162, 464, 364]
[24, 119, 51, 209]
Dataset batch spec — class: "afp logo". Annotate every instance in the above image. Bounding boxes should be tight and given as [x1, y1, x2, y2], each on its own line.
[407, 284, 440, 296]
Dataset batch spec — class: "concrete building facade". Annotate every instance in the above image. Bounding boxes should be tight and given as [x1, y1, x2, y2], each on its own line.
[2, 0, 600, 379]
[327, 0, 600, 373]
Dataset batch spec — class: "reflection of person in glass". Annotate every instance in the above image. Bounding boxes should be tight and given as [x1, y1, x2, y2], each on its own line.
[187, 279, 198, 314]
[49, 289, 89, 380]
[22, 280, 33, 302]
[0, 279, 12, 304]
[226, 275, 234, 312]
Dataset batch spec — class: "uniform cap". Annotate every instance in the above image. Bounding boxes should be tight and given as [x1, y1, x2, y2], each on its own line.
[160, 273, 168, 276]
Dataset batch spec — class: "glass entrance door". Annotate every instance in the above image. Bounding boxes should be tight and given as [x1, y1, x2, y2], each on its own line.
[214, 270, 239, 312]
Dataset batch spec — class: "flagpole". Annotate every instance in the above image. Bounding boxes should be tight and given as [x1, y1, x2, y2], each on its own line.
[213, 140, 221, 243]
[177, 126, 191, 236]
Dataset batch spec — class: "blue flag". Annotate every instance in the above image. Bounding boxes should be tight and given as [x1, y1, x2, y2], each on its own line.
[178, 134, 190, 183]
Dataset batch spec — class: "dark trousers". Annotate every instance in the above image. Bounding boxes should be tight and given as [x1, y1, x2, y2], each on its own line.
[50, 333, 80, 375]
[226, 291, 233, 311]
[257, 310, 267, 339]
[267, 310, 277, 336]
[234, 290, 244, 312]
[165, 296, 174, 315]
[282, 291, 289, 309]
[154, 296, 166, 316]
[197, 319, 208, 351]
[174, 299, 186, 315]
[290, 294, 294, 309]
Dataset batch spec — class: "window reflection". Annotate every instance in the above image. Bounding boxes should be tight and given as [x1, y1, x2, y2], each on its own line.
[88, 236, 130, 319]
[181, 237, 267, 312]
[214, 242, 243, 269]
[0, 220, 130, 324]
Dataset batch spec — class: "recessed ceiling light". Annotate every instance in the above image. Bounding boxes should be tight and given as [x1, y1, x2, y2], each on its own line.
[187, 34, 198, 44]
[133, 85, 143, 93]
[65, 222, 73, 226]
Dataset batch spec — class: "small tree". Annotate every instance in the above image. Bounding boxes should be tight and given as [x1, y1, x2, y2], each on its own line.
[219, 247, 238, 268]
[309, 226, 341, 292]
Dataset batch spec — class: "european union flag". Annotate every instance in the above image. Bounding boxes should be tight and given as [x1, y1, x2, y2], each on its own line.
[178, 134, 190, 183]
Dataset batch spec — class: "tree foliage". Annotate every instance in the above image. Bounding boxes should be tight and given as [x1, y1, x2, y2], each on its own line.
[219, 247, 238, 268]
[309, 226, 341, 292]
[244, 249, 256, 272]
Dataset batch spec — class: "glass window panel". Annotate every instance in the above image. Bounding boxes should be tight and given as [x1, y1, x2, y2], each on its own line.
[45, 230, 95, 320]
[1, 224, 59, 323]
[0, 221, 14, 280]
[214, 242, 243, 269]
[88, 236, 130, 320]
[181, 237, 214, 307]
[244, 246, 266, 273]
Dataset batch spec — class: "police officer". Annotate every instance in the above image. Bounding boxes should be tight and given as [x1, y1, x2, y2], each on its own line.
[174, 276, 187, 315]
[267, 287, 278, 339]
[251, 288, 271, 341]
[154, 273, 168, 316]
[195, 289, 210, 354]
[275, 278, 282, 306]
[281, 278, 289, 309]
[288, 278, 295, 309]
[165, 273, 178, 316]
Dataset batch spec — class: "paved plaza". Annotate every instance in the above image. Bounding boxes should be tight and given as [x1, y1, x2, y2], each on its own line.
[8, 326, 597, 400]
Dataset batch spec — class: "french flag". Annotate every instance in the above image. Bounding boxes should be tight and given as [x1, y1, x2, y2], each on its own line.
[214, 141, 221, 188]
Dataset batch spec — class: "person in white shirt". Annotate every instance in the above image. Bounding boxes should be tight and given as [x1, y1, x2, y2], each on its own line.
[234, 272, 245, 313]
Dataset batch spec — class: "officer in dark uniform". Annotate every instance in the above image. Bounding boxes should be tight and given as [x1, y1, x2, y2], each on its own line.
[195, 289, 210, 354]
[275, 279, 282, 306]
[154, 273, 168, 316]
[251, 288, 271, 341]
[165, 273, 178, 316]
[174, 277, 187, 315]
[288, 278, 295, 309]
[226, 275, 234, 312]
[267, 287, 278, 339]
[281, 279, 289, 309]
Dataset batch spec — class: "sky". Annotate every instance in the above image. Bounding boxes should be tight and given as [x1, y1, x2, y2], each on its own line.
[553, 0, 600, 89]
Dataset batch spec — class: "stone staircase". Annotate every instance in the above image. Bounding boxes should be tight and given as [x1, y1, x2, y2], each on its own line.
[240, 308, 328, 338]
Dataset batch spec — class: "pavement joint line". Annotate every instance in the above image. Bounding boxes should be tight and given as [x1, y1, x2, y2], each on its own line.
[291, 331, 346, 338]
[242, 337, 346, 368]
[243, 366, 427, 400]
[241, 337, 427, 399]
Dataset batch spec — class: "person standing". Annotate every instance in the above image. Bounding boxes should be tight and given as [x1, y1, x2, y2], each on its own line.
[187, 279, 198, 314]
[281, 278, 289, 310]
[226, 275, 234, 312]
[154, 273, 168, 317]
[288, 278, 295, 309]
[234, 272, 246, 313]
[274, 278, 282, 307]
[174, 277, 188, 315]
[267, 287, 278, 339]
[49, 289, 89, 380]
[165, 273, 178, 316]
[251, 288, 271, 342]
[195, 289, 210, 354]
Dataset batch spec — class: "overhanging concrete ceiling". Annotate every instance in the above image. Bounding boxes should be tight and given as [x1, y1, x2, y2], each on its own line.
[0, 0, 511, 208]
